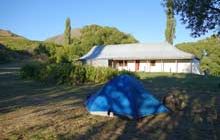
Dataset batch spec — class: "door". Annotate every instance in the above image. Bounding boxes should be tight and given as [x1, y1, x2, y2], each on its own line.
[135, 60, 140, 71]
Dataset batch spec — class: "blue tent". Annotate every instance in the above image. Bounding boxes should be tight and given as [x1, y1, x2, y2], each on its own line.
[85, 74, 169, 119]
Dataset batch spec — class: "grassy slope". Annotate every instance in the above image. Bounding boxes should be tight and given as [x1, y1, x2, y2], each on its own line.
[0, 29, 39, 52]
[0, 62, 219, 140]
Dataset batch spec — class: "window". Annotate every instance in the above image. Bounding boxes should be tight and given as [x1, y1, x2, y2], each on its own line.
[119, 61, 123, 66]
[118, 60, 127, 66]
[150, 60, 156, 66]
[124, 61, 127, 66]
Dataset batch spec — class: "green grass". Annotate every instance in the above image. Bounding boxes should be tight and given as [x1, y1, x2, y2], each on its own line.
[0, 62, 220, 140]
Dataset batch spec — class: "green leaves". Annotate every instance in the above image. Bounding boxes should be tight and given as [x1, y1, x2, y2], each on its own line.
[64, 17, 71, 45]
[165, 0, 175, 44]
[164, 0, 220, 37]
[73, 25, 138, 56]
[177, 36, 220, 76]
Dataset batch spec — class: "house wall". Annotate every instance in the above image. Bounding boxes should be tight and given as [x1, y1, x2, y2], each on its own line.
[84, 59, 200, 74]
[192, 59, 201, 74]
[163, 60, 178, 73]
[176, 60, 192, 73]
[149, 61, 164, 72]
[127, 60, 136, 71]
[116, 60, 135, 71]
[86, 59, 108, 67]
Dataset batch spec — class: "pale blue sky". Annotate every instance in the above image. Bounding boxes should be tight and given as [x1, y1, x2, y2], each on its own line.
[1, 0, 212, 44]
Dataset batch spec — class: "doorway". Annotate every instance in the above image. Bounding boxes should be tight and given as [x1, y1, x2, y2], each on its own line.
[135, 60, 140, 71]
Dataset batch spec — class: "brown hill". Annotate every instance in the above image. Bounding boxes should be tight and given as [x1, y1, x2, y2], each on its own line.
[45, 28, 81, 45]
[0, 29, 25, 39]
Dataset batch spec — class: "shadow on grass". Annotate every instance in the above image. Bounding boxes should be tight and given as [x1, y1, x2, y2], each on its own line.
[0, 63, 220, 140]
[0, 62, 102, 114]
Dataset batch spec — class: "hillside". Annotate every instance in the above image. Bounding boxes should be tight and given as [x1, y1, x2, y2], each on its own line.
[0, 29, 62, 63]
[0, 29, 25, 39]
[45, 28, 81, 45]
[177, 36, 220, 76]
[0, 29, 40, 52]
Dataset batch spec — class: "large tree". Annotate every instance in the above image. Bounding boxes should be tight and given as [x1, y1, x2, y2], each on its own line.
[64, 17, 71, 45]
[164, 0, 220, 37]
[164, 0, 175, 44]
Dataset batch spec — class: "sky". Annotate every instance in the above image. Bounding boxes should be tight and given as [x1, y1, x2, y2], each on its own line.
[1, 0, 213, 44]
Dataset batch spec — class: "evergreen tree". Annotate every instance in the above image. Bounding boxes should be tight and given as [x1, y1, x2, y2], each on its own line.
[165, 0, 175, 45]
[64, 17, 71, 45]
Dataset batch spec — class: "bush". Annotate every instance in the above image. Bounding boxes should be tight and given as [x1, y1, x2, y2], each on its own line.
[70, 64, 86, 84]
[53, 46, 79, 63]
[42, 63, 74, 84]
[20, 62, 138, 85]
[20, 62, 44, 80]
[0, 50, 12, 64]
[84, 65, 118, 83]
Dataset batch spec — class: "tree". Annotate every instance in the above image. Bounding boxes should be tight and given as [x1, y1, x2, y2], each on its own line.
[78, 25, 138, 54]
[163, 0, 220, 37]
[64, 17, 71, 45]
[164, 0, 175, 44]
[177, 36, 220, 76]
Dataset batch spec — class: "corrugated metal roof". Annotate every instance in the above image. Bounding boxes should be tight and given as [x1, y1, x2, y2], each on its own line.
[80, 42, 195, 60]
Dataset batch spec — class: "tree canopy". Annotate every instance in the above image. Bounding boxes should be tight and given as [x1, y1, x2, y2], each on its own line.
[177, 36, 220, 76]
[163, 0, 220, 37]
[64, 17, 71, 45]
[70, 25, 138, 56]
[164, 0, 176, 44]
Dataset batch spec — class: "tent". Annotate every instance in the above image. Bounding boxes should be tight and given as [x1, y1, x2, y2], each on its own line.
[85, 74, 169, 119]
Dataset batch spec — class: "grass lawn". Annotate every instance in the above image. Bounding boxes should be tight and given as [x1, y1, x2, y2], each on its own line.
[0, 61, 220, 140]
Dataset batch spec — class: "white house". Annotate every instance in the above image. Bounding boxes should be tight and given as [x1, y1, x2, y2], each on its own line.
[80, 42, 201, 74]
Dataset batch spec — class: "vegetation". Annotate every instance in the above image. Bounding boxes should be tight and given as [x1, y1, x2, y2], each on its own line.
[20, 61, 138, 85]
[164, 0, 175, 44]
[45, 28, 81, 45]
[0, 62, 219, 139]
[163, 0, 220, 37]
[0, 29, 64, 64]
[47, 25, 138, 56]
[177, 35, 220, 76]
[1, 25, 138, 84]
[64, 17, 71, 45]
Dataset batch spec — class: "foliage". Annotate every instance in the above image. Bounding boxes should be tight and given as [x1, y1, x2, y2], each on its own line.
[163, 0, 220, 37]
[20, 61, 44, 80]
[1, 25, 138, 64]
[0, 37, 40, 53]
[64, 17, 71, 45]
[0, 31, 63, 63]
[0, 43, 32, 63]
[47, 24, 138, 56]
[2, 61, 220, 139]
[164, 0, 176, 44]
[0, 44, 13, 63]
[77, 25, 138, 54]
[51, 46, 79, 63]
[177, 36, 220, 76]
[20, 62, 138, 85]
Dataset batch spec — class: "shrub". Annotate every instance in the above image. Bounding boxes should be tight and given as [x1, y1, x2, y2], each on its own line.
[70, 64, 86, 84]
[20, 62, 138, 85]
[42, 63, 73, 84]
[0, 50, 12, 64]
[20, 62, 43, 79]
